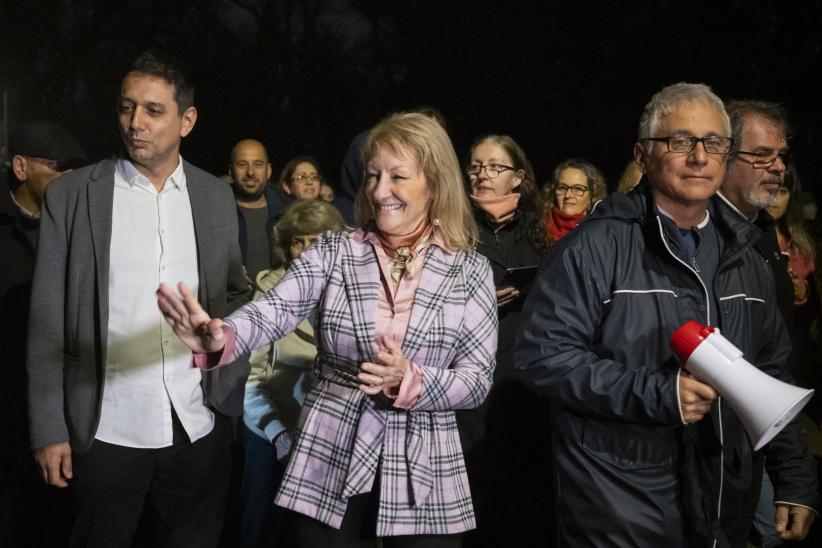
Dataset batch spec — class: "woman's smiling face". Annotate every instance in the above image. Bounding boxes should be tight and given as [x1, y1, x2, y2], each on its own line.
[366, 144, 431, 239]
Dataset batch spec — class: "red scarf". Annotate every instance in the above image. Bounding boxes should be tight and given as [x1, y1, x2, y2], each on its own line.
[546, 206, 585, 243]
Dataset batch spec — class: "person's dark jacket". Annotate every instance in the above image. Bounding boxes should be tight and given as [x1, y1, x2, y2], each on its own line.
[0, 180, 38, 484]
[473, 207, 543, 379]
[1, 174, 71, 548]
[515, 182, 818, 547]
[335, 130, 367, 225]
[716, 193, 795, 346]
[757, 221, 795, 330]
[458, 207, 550, 547]
[235, 185, 287, 270]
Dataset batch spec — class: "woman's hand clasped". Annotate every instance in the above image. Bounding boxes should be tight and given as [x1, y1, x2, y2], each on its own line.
[358, 335, 409, 395]
[157, 282, 226, 354]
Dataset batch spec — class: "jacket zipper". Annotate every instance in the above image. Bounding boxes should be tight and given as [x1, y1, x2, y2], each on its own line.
[655, 217, 724, 540]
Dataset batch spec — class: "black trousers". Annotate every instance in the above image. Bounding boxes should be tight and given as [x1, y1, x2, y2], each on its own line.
[68, 413, 231, 548]
[287, 487, 464, 548]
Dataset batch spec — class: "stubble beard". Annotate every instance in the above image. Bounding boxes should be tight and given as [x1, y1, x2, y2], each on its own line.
[234, 182, 266, 202]
[744, 177, 782, 211]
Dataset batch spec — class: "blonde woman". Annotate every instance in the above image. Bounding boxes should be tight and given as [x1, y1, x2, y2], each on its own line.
[159, 113, 497, 547]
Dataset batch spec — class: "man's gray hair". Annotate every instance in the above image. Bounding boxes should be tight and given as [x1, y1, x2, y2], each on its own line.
[638, 82, 730, 152]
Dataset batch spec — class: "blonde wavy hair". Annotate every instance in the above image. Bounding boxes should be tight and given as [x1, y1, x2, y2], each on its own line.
[355, 112, 477, 250]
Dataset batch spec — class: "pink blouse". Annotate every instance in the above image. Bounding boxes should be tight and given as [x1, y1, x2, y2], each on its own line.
[361, 230, 434, 409]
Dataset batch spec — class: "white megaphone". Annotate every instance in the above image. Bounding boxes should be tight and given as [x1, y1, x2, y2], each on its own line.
[671, 320, 814, 451]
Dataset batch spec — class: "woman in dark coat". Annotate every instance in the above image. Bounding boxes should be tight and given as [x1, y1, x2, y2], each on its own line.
[458, 134, 551, 547]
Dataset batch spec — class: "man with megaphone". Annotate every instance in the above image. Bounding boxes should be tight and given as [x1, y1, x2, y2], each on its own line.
[515, 83, 818, 547]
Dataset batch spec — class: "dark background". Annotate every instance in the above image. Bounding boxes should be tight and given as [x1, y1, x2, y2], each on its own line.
[2, 0, 821, 195]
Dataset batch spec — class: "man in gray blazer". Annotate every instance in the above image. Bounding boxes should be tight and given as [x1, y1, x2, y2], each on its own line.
[27, 50, 249, 547]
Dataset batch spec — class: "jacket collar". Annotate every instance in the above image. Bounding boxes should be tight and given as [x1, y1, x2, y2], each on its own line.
[589, 177, 762, 259]
[341, 233, 460, 365]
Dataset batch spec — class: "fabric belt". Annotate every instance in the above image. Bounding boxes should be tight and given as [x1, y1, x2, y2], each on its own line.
[317, 359, 434, 506]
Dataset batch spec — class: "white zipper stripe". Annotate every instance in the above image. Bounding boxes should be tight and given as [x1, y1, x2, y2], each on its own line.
[603, 289, 678, 304]
[654, 216, 724, 531]
[612, 289, 678, 295]
[719, 294, 766, 304]
[654, 217, 711, 325]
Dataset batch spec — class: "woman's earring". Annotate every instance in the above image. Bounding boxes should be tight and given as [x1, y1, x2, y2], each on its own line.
[432, 218, 441, 226]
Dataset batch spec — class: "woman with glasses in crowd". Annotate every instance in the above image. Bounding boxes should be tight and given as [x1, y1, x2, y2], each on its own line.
[467, 135, 545, 307]
[278, 156, 323, 201]
[158, 113, 497, 547]
[459, 135, 548, 546]
[544, 159, 608, 244]
[268, 156, 326, 268]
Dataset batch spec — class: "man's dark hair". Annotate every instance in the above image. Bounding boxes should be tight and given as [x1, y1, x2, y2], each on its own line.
[726, 100, 792, 156]
[121, 50, 195, 113]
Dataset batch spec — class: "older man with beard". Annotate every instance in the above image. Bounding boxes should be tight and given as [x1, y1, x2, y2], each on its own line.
[720, 101, 794, 322]
[230, 139, 287, 279]
[718, 100, 804, 548]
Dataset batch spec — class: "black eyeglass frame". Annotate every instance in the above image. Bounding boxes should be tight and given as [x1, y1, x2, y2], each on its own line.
[553, 184, 590, 197]
[641, 135, 734, 154]
[466, 162, 517, 179]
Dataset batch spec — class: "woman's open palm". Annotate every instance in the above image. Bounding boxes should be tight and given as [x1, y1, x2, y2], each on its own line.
[157, 282, 226, 354]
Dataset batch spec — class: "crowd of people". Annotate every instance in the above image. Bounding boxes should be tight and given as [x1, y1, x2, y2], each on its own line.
[3, 49, 822, 548]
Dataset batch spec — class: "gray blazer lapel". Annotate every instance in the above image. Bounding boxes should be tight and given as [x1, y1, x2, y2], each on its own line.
[341, 238, 380, 364]
[87, 159, 115, 364]
[403, 246, 460, 362]
[185, 163, 212, 304]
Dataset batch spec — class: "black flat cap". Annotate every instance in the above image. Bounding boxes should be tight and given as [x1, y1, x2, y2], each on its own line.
[9, 121, 87, 167]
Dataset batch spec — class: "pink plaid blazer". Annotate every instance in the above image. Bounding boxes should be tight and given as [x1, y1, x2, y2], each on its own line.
[224, 229, 497, 536]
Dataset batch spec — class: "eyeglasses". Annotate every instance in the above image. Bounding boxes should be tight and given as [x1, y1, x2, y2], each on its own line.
[290, 173, 321, 183]
[466, 162, 516, 179]
[734, 150, 791, 169]
[642, 135, 733, 154]
[554, 184, 589, 197]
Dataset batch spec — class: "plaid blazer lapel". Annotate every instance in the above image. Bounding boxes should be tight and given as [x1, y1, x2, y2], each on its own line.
[402, 246, 461, 506]
[340, 236, 380, 366]
[338, 237, 388, 498]
[402, 245, 460, 364]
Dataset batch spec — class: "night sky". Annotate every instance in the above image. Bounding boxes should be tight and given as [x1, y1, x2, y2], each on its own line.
[3, 0, 821, 196]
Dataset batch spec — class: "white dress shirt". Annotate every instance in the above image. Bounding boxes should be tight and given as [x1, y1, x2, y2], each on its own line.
[95, 157, 213, 448]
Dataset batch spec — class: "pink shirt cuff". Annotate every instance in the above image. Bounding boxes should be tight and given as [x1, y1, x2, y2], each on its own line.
[190, 325, 237, 371]
[384, 360, 423, 409]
